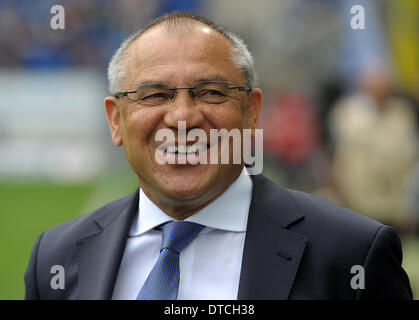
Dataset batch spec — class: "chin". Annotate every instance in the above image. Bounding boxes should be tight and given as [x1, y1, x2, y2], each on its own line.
[168, 169, 223, 201]
[158, 174, 212, 201]
[163, 187, 206, 201]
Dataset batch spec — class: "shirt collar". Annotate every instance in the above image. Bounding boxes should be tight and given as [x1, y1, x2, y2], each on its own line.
[129, 167, 253, 237]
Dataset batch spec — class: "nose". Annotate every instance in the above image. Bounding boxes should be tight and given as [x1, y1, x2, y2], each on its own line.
[163, 89, 204, 130]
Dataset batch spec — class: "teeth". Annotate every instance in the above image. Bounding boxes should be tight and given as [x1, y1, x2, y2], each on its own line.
[188, 144, 197, 153]
[167, 145, 177, 153]
[166, 143, 206, 154]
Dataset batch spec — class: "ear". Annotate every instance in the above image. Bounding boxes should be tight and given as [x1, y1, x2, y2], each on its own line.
[246, 88, 263, 138]
[104, 97, 123, 146]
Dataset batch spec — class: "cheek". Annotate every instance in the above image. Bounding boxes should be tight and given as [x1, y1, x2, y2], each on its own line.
[201, 104, 245, 129]
[123, 108, 164, 141]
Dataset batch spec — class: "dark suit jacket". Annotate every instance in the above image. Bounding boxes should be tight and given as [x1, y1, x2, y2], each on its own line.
[24, 174, 413, 299]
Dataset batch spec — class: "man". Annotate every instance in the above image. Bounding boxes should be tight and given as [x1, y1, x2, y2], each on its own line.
[25, 11, 412, 300]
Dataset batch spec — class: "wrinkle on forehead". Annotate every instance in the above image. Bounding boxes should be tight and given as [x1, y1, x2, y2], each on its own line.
[123, 23, 239, 88]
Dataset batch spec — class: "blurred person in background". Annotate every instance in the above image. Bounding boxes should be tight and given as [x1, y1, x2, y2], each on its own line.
[261, 91, 322, 192]
[328, 62, 419, 235]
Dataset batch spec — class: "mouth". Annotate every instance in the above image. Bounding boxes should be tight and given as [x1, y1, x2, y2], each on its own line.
[157, 142, 214, 165]
[165, 143, 208, 155]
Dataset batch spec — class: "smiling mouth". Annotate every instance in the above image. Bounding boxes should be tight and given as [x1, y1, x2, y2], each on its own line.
[165, 143, 209, 155]
[156, 142, 215, 165]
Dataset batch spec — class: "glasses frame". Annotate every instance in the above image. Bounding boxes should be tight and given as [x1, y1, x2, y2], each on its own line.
[114, 81, 252, 101]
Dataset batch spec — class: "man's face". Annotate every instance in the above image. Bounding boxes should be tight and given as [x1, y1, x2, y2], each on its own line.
[105, 23, 262, 217]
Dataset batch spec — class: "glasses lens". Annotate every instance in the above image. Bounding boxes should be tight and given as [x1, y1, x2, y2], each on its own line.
[128, 85, 172, 106]
[193, 82, 230, 104]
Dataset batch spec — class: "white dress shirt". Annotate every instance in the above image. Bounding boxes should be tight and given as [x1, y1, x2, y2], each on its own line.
[111, 167, 253, 300]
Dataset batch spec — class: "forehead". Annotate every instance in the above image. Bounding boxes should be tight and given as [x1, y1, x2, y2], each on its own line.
[123, 23, 243, 87]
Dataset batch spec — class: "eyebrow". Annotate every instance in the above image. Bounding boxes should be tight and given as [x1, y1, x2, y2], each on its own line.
[194, 75, 230, 83]
[133, 75, 231, 89]
[134, 81, 171, 90]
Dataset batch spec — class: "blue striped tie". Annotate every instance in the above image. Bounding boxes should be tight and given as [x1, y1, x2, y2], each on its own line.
[137, 221, 205, 300]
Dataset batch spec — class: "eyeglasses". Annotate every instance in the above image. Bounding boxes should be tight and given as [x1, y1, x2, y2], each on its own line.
[114, 80, 251, 106]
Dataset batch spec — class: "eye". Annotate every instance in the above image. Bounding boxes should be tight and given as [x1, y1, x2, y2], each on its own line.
[142, 92, 171, 100]
[201, 89, 226, 97]
[196, 88, 229, 104]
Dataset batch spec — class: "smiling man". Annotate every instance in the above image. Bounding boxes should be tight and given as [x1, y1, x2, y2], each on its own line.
[25, 11, 412, 300]
[104, 15, 261, 220]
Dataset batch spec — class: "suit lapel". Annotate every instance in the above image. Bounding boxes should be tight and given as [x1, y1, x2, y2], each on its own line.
[76, 189, 139, 299]
[238, 175, 307, 300]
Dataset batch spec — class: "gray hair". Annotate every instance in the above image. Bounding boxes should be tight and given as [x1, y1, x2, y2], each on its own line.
[107, 11, 257, 95]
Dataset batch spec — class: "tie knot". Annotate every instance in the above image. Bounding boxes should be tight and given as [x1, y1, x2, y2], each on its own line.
[160, 221, 205, 254]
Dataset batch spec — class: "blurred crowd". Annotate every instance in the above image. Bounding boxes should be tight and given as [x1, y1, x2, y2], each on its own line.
[0, 0, 165, 68]
[1, 0, 419, 234]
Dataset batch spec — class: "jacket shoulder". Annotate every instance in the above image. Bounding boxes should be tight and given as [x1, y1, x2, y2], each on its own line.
[32, 189, 138, 266]
[24, 189, 139, 299]
[286, 188, 383, 233]
[41, 189, 138, 242]
[251, 174, 383, 235]
[285, 188, 411, 299]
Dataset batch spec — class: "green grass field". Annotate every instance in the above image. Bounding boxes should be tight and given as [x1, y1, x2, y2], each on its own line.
[0, 174, 138, 300]
[1, 177, 418, 299]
